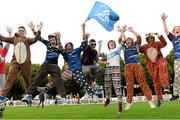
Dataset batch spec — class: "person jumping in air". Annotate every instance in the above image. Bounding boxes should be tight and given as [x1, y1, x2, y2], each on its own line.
[98, 39, 123, 114]
[22, 22, 66, 106]
[0, 27, 11, 92]
[0, 22, 42, 103]
[140, 32, 170, 107]
[81, 23, 105, 100]
[161, 13, 180, 101]
[118, 25, 155, 110]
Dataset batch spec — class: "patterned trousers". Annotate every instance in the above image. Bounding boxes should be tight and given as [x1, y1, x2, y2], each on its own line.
[105, 66, 122, 103]
[46, 69, 95, 96]
[173, 59, 180, 95]
[72, 70, 95, 95]
[125, 64, 152, 103]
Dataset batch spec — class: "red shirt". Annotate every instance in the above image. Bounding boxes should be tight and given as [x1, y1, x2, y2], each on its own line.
[0, 47, 8, 73]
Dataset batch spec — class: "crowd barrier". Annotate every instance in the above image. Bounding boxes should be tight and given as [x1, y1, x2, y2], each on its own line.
[5, 94, 175, 107]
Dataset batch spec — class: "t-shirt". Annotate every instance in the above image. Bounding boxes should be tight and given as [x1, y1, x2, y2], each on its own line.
[167, 33, 180, 59]
[0, 47, 8, 73]
[107, 47, 121, 66]
[40, 39, 61, 65]
[63, 40, 87, 71]
[82, 46, 98, 65]
[122, 44, 140, 64]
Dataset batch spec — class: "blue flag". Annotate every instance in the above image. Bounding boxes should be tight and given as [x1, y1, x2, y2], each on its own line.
[86, 1, 119, 32]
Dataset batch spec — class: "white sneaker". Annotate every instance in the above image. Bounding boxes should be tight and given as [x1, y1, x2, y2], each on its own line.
[125, 103, 132, 110]
[62, 98, 68, 105]
[81, 92, 91, 100]
[56, 95, 62, 99]
[93, 94, 99, 103]
[148, 100, 155, 109]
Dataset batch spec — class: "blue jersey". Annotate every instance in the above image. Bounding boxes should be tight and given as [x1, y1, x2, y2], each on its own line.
[40, 39, 61, 65]
[167, 33, 180, 59]
[123, 44, 140, 64]
[63, 40, 87, 71]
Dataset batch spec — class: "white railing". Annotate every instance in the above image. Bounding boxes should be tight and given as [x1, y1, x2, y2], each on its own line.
[4, 94, 175, 107]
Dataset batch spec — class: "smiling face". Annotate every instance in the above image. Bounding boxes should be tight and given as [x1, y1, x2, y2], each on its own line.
[108, 40, 116, 50]
[89, 41, 96, 50]
[173, 26, 180, 36]
[49, 37, 57, 47]
[146, 36, 155, 44]
[126, 38, 134, 46]
[18, 26, 26, 37]
[65, 42, 73, 53]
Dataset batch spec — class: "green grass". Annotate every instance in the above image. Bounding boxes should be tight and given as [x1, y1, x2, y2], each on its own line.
[2, 100, 180, 119]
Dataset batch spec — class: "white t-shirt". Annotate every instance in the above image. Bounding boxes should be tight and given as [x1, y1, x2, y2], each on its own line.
[107, 47, 121, 66]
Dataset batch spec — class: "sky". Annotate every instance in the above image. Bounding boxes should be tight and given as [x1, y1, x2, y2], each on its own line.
[0, 0, 179, 67]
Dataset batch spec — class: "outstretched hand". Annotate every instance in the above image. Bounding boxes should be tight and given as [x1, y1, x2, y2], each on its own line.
[98, 40, 103, 45]
[6, 27, 13, 36]
[28, 22, 35, 31]
[54, 32, 61, 40]
[117, 25, 127, 32]
[161, 13, 168, 21]
[128, 26, 134, 32]
[37, 22, 43, 31]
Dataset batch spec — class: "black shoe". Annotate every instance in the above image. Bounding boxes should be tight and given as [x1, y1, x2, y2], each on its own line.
[170, 95, 179, 101]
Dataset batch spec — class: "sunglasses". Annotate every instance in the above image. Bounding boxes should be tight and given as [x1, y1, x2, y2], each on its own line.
[90, 44, 96, 46]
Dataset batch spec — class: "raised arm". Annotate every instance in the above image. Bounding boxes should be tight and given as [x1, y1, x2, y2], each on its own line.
[79, 32, 89, 52]
[54, 32, 66, 53]
[117, 25, 127, 45]
[82, 23, 86, 40]
[157, 35, 167, 48]
[28, 22, 43, 44]
[4, 27, 12, 50]
[161, 13, 169, 35]
[0, 28, 14, 44]
[128, 27, 141, 45]
[98, 40, 103, 55]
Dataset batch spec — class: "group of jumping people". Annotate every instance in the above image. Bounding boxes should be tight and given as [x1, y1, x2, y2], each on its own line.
[0, 13, 179, 114]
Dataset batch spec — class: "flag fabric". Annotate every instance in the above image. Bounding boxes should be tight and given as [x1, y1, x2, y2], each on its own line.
[86, 1, 119, 32]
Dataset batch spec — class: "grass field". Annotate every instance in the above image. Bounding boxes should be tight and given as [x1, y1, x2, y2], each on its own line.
[2, 100, 180, 119]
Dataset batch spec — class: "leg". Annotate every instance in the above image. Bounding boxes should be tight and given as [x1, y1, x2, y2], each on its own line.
[170, 59, 180, 100]
[104, 67, 112, 99]
[37, 101, 41, 107]
[42, 100, 44, 108]
[72, 70, 95, 95]
[61, 70, 72, 81]
[82, 65, 92, 83]
[111, 66, 122, 104]
[124, 64, 135, 104]
[111, 66, 123, 113]
[147, 62, 163, 100]
[134, 64, 152, 101]
[0, 74, 5, 92]
[20, 61, 31, 92]
[49, 65, 66, 98]
[0, 62, 20, 96]
[26, 64, 49, 94]
[90, 65, 105, 81]
[157, 58, 170, 89]
[173, 59, 180, 95]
